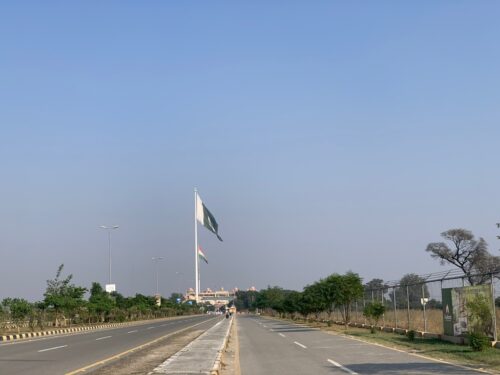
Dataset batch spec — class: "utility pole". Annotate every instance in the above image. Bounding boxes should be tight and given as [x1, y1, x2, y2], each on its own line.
[99, 225, 119, 292]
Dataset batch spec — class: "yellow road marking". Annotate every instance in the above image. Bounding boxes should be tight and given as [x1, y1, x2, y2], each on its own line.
[65, 317, 217, 374]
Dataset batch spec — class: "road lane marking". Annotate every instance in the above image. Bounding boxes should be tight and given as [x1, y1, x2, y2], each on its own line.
[147, 326, 155, 330]
[38, 344, 68, 352]
[65, 317, 218, 375]
[95, 336, 112, 341]
[278, 333, 286, 338]
[327, 359, 358, 374]
[127, 330, 138, 334]
[294, 341, 307, 349]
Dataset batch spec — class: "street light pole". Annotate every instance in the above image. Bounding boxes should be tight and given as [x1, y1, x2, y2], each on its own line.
[100, 225, 119, 286]
[152, 256, 164, 295]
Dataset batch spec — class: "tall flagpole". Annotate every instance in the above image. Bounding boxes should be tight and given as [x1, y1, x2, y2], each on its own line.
[194, 188, 199, 304]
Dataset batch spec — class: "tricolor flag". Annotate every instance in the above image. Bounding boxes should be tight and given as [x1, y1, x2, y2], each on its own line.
[196, 194, 223, 241]
[198, 246, 208, 264]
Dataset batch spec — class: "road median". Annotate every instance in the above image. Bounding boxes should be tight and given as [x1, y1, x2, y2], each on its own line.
[150, 316, 232, 375]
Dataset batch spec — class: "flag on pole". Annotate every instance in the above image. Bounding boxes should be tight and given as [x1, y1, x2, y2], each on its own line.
[198, 246, 208, 264]
[196, 193, 223, 241]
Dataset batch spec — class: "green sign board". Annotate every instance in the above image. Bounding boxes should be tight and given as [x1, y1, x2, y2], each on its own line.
[441, 284, 494, 337]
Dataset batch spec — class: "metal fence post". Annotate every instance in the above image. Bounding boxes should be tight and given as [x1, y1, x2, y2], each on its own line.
[492, 274, 497, 342]
[422, 283, 427, 333]
[381, 287, 385, 327]
[393, 287, 397, 328]
[406, 285, 410, 330]
[363, 295, 366, 325]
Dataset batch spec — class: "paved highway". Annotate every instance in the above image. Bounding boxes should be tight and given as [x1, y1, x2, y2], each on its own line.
[0, 315, 220, 375]
[238, 315, 484, 375]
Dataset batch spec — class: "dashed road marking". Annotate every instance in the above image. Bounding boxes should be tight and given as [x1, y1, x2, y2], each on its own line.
[294, 341, 307, 349]
[147, 327, 155, 330]
[327, 359, 358, 374]
[278, 333, 286, 338]
[95, 336, 112, 341]
[38, 344, 67, 352]
[127, 330, 138, 334]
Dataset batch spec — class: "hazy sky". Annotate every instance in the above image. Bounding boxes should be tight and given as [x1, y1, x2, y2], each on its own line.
[1, 2, 500, 301]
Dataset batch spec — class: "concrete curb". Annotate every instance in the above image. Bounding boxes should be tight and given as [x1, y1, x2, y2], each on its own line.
[0, 315, 194, 343]
[210, 316, 234, 375]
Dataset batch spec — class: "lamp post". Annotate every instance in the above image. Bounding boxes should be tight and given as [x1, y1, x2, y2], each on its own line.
[99, 225, 119, 288]
[152, 256, 164, 296]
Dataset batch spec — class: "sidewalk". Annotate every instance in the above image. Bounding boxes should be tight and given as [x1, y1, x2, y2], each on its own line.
[150, 316, 232, 375]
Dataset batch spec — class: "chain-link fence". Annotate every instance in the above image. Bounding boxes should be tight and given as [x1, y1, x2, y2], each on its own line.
[338, 269, 500, 339]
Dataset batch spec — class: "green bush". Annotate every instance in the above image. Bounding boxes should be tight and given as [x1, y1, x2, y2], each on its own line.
[468, 332, 490, 351]
[407, 329, 416, 341]
[363, 302, 385, 334]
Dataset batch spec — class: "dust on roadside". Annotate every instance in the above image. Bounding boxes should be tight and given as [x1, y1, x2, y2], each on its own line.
[221, 316, 240, 375]
[89, 328, 205, 375]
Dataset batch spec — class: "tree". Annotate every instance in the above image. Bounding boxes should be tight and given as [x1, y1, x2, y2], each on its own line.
[168, 293, 184, 304]
[364, 278, 387, 303]
[88, 282, 114, 322]
[255, 286, 287, 314]
[324, 272, 363, 325]
[426, 229, 500, 285]
[282, 291, 302, 318]
[393, 273, 429, 309]
[43, 264, 87, 326]
[301, 282, 328, 319]
[234, 290, 258, 311]
[363, 302, 385, 333]
[2, 298, 32, 333]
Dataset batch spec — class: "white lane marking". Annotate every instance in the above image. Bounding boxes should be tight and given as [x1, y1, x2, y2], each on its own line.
[327, 359, 358, 374]
[160, 324, 167, 326]
[147, 326, 155, 330]
[95, 335, 112, 341]
[38, 344, 67, 352]
[278, 333, 286, 338]
[127, 330, 138, 334]
[294, 341, 307, 349]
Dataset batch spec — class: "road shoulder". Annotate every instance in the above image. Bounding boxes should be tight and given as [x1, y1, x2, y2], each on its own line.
[221, 315, 240, 375]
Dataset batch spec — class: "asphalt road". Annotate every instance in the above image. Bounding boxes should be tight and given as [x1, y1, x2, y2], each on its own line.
[0, 314, 220, 375]
[238, 315, 484, 375]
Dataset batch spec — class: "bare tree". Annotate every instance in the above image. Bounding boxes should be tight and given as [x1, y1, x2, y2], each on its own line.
[426, 229, 500, 285]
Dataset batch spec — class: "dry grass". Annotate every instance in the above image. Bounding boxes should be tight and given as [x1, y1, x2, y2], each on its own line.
[328, 307, 500, 337]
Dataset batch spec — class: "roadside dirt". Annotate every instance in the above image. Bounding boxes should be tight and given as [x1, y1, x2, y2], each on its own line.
[89, 328, 205, 374]
[221, 316, 240, 375]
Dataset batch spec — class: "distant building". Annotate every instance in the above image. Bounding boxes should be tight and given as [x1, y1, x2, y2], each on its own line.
[184, 287, 236, 307]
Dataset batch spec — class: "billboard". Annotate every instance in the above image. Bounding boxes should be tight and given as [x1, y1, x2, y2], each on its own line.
[442, 284, 494, 337]
[105, 283, 116, 293]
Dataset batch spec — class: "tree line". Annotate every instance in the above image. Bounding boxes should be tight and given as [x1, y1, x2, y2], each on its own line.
[235, 228, 500, 321]
[0, 264, 196, 333]
[235, 272, 364, 323]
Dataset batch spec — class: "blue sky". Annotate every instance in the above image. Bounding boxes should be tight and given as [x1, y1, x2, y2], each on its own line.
[1, 2, 500, 301]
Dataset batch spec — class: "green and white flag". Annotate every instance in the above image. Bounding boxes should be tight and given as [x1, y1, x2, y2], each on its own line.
[196, 193, 223, 241]
[198, 246, 208, 264]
